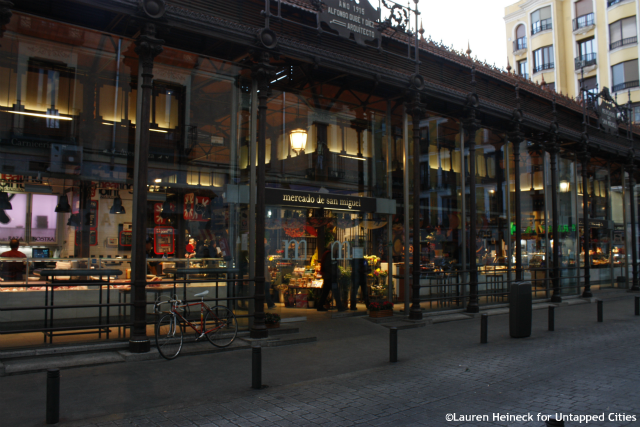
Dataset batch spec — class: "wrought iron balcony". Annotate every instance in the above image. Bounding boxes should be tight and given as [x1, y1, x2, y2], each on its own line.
[533, 62, 554, 73]
[610, 36, 638, 50]
[531, 19, 552, 35]
[608, 0, 625, 7]
[573, 13, 595, 31]
[612, 80, 639, 92]
[513, 37, 527, 53]
[575, 53, 597, 70]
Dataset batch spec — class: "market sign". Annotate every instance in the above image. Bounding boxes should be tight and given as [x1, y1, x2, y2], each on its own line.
[579, 218, 613, 229]
[320, 0, 380, 45]
[598, 101, 618, 135]
[265, 188, 377, 212]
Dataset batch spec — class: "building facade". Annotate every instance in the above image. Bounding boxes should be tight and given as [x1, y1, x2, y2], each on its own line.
[0, 0, 639, 352]
[505, 0, 640, 119]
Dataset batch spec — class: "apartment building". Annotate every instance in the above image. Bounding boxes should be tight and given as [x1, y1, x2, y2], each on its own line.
[505, 0, 640, 120]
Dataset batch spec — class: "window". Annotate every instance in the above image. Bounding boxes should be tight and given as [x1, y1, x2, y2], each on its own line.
[575, 38, 597, 69]
[518, 59, 528, 79]
[632, 103, 640, 123]
[574, 0, 594, 30]
[531, 6, 552, 35]
[0, 193, 59, 244]
[579, 77, 598, 99]
[610, 17, 637, 50]
[533, 46, 554, 73]
[612, 60, 639, 92]
[545, 82, 556, 91]
[514, 24, 527, 52]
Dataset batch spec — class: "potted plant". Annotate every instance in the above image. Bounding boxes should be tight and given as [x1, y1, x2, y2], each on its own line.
[307, 289, 317, 308]
[368, 300, 394, 318]
[265, 312, 281, 328]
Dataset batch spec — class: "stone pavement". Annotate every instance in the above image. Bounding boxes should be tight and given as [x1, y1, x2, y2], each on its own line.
[1, 292, 639, 426]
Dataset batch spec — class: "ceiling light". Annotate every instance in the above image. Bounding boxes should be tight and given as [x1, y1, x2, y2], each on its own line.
[340, 154, 366, 161]
[150, 129, 168, 133]
[55, 194, 71, 213]
[5, 111, 73, 120]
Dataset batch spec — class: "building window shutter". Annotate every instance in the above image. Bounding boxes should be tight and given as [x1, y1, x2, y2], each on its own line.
[624, 60, 639, 82]
[516, 24, 526, 39]
[575, 0, 592, 17]
[622, 17, 636, 39]
[610, 21, 622, 44]
[539, 6, 551, 20]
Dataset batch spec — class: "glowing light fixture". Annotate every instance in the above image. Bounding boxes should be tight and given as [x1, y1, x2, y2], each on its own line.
[289, 128, 307, 154]
[150, 128, 168, 133]
[559, 180, 570, 193]
[340, 154, 366, 161]
[154, 178, 162, 183]
[110, 196, 126, 214]
[5, 111, 72, 120]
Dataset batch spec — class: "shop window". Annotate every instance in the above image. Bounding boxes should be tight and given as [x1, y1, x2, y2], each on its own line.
[632, 103, 640, 123]
[531, 6, 552, 35]
[579, 76, 598, 99]
[609, 17, 637, 50]
[533, 46, 554, 73]
[514, 25, 527, 52]
[612, 60, 639, 92]
[0, 193, 58, 244]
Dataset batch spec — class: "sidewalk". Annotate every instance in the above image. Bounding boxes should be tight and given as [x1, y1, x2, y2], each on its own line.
[0, 289, 638, 426]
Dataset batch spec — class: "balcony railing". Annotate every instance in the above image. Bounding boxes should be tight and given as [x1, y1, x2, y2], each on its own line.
[608, 0, 625, 7]
[532, 19, 552, 35]
[612, 80, 640, 92]
[573, 13, 595, 31]
[533, 62, 554, 73]
[575, 53, 597, 70]
[513, 37, 527, 53]
[610, 36, 638, 50]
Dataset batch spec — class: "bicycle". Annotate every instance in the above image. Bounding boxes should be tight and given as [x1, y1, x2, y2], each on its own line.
[154, 290, 238, 360]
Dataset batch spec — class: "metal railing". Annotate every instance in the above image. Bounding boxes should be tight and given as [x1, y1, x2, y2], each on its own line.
[0, 268, 254, 345]
[573, 13, 595, 31]
[608, 0, 626, 7]
[575, 53, 597, 70]
[533, 62, 554, 73]
[532, 19, 552, 35]
[513, 37, 527, 52]
[613, 80, 640, 92]
[610, 36, 637, 50]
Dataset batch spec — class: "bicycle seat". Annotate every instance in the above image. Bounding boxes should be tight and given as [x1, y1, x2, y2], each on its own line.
[194, 290, 209, 297]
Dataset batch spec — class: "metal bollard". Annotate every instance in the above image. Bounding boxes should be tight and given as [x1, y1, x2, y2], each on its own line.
[480, 313, 488, 344]
[635, 296, 639, 316]
[597, 299, 603, 323]
[46, 369, 60, 425]
[545, 416, 565, 426]
[548, 306, 555, 332]
[390, 327, 398, 363]
[251, 345, 262, 390]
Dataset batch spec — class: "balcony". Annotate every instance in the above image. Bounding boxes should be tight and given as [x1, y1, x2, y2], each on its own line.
[573, 13, 595, 34]
[610, 36, 638, 50]
[612, 80, 639, 92]
[608, 0, 626, 6]
[533, 62, 554, 74]
[513, 38, 527, 55]
[575, 53, 597, 71]
[531, 19, 552, 35]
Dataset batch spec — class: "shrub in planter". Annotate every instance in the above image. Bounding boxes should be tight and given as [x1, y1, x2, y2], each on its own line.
[368, 300, 394, 318]
[265, 312, 281, 328]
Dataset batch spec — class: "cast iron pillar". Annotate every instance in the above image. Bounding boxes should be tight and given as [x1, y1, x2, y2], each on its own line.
[547, 101, 561, 303]
[129, 24, 163, 353]
[250, 51, 274, 338]
[464, 68, 481, 313]
[547, 141, 561, 303]
[409, 93, 423, 320]
[579, 148, 592, 297]
[509, 97, 524, 282]
[627, 159, 639, 291]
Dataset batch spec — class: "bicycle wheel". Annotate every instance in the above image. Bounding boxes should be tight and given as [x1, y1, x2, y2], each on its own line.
[155, 314, 183, 360]
[204, 305, 238, 348]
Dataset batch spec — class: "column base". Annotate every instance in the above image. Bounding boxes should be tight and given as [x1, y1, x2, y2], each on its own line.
[581, 290, 593, 298]
[550, 295, 562, 303]
[466, 303, 479, 313]
[408, 308, 423, 320]
[129, 338, 150, 353]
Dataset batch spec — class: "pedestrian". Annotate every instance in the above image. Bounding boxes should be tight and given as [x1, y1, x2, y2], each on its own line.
[316, 243, 345, 312]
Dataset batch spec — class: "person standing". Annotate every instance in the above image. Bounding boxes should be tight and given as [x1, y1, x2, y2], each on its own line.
[1, 239, 27, 281]
[264, 242, 276, 309]
[316, 245, 345, 312]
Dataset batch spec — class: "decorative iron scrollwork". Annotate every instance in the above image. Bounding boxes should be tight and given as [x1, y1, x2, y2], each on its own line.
[379, 0, 410, 32]
[310, 0, 324, 12]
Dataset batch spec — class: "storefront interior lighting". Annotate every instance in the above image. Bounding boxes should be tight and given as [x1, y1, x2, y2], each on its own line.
[154, 178, 162, 183]
[559, 180, 570, 192]
[339, 154, 366, 161]
[289, 128, 307, 154]
[150, 128, 168, 133]
[110, 196, 126, 214]
[5, 111, 73, 120]
[102, 122, 114, 126]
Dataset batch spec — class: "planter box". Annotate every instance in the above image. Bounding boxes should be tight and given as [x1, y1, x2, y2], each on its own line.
[266, 323, 280, 329]
[369, 309, 393, 318]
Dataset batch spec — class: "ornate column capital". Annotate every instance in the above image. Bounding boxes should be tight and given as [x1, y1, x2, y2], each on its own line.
[134, 23, 164, 69]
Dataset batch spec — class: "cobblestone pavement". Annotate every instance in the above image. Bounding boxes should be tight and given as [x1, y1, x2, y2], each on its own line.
[73, 299, 640, 427]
